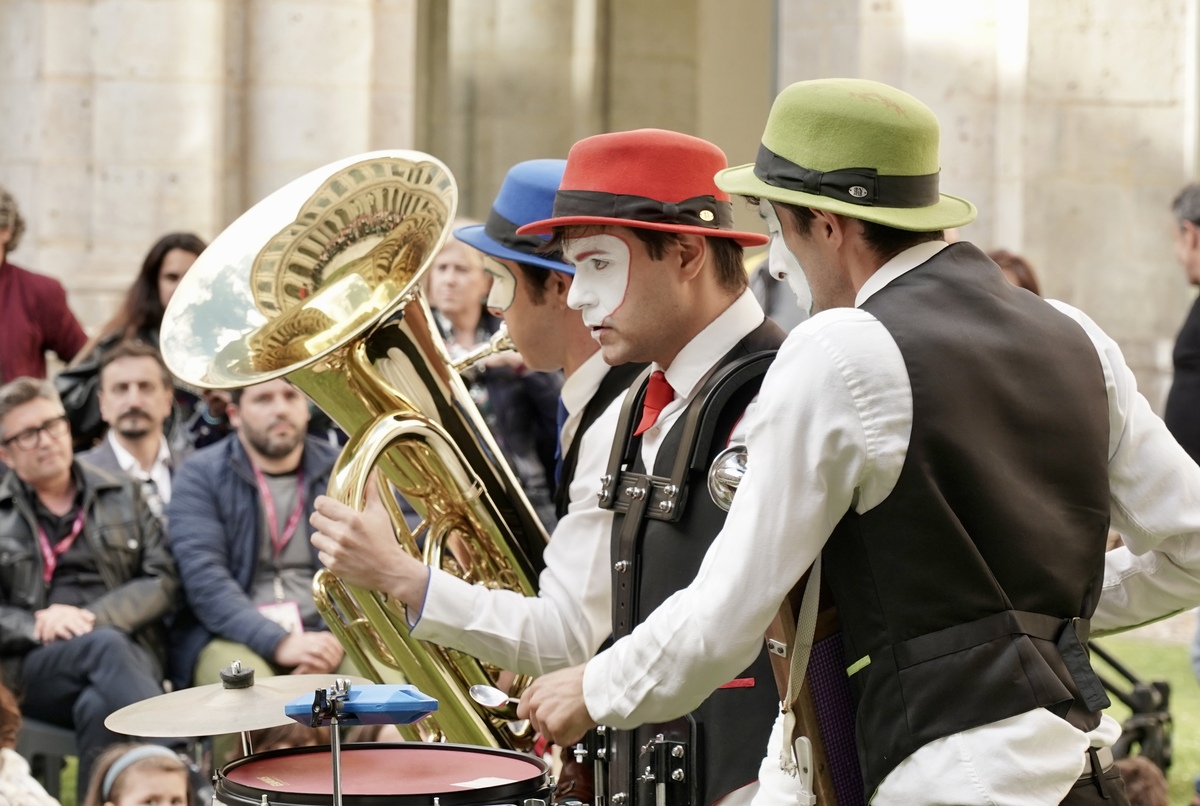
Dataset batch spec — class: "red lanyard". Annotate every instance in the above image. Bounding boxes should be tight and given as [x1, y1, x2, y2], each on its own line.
[37, 510, 85, 585]
[252, 464, 305, 559]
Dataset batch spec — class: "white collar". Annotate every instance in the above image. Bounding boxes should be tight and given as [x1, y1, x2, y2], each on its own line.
[660, 288, 765, 401]
[855, 240, 949, 307]
[561, 349, 611, 417]
[107, 430, 171, 478]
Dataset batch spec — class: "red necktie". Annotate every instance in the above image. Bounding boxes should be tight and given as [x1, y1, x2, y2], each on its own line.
[634, 370, 675, 436]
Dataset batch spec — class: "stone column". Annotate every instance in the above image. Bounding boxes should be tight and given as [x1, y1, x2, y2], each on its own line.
[0, 0, 423, 333]
[774, 0, 1197, 405]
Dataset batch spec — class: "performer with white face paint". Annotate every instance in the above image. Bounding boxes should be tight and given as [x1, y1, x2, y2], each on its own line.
[517, 78, 1200, 806]
[309, 159, 645, 799]
[512, 129, 798, 806]
[759, 199, 813, 316]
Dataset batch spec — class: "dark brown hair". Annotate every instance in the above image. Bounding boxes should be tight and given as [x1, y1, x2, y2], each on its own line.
[545, 225, 746, 293]
[772, 202, 943, 262]
[515, 261, 554, 304]
[98, 340, 174, 389]
[0, 670, 20, 750]
[987, 248, 1041, 296]
[97, 232, 207, 345]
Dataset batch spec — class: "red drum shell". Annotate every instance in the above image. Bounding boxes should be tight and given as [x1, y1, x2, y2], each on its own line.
[215, 743, 551, 806]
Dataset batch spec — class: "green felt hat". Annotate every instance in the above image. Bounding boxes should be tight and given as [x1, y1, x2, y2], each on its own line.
[716, 78, 977, 232]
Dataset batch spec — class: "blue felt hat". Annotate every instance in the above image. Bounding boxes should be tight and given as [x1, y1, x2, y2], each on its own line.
[456, 159, 574, 274]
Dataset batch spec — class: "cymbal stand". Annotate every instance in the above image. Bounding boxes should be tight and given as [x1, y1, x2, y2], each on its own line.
[310, 678, 352, 806]
[238, 731, 254, 758]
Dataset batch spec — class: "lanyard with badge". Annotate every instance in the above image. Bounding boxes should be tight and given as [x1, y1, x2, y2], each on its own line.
[252, 463, 306, 635]
[37, 511, 86, 585]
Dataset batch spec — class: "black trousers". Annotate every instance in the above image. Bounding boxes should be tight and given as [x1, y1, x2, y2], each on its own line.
[1059, 764, 1129, 806]
[18, 626, 164, 802]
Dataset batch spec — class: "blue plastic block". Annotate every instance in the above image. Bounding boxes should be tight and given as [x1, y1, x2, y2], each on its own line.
[284, 684, 438, 727]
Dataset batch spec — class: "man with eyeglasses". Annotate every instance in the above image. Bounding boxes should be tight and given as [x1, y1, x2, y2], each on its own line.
[0, 376, 178, 802]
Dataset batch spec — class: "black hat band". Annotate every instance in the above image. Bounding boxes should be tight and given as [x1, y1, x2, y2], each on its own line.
[552, 190, 733, 229]
[485, 208, 552, 254]
[753, 143, 940, 208]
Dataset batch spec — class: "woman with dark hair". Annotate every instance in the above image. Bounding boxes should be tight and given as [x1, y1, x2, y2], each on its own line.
[58, 233, 232, 452]
[86, 232, 207, 350]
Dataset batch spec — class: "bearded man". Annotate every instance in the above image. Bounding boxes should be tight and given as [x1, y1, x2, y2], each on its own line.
[167, 378, 349, 689]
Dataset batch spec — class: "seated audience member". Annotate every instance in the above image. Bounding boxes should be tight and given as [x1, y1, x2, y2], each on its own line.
[0, 671, 58, 806]
[167, 379, 347, 689]
[989, 247, 1042, 295]
[428, 228, 562, 526]
[0, 377, 177, 802]
[60, 232, 229, 452]
[1112, 755, 1167, 806]
[79, 342, 180, 521]
[82, 743, 190, 806]
[0, 185, 87, 384]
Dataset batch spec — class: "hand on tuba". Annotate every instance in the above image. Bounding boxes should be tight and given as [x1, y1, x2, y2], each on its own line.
[310, 475, 430, 608]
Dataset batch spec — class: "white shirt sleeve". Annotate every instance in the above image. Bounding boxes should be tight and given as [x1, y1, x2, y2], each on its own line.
[410, 393, 621, 676]
[1044, 301, 1200, 632]
[583, 310, 912, 726]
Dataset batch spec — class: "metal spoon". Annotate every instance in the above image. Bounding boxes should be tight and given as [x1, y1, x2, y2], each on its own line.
[468, 684, 532, 736]
[469, 684, 521, 718]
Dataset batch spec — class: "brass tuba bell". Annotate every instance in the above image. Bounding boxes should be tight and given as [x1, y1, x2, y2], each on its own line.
[161, 151, 548, 749]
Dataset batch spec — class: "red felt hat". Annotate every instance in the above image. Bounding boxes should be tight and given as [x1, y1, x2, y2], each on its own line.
[517, 129, 768, 247]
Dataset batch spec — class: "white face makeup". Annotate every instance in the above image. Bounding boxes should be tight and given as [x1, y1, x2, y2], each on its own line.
[760, 199, 813, 315]
[483, 255, 518, 312]
[564, 233, 633, 330]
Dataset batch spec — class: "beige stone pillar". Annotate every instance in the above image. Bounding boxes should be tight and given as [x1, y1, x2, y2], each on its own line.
[425, 0, 772, 232]
[774, 0, 1197, 406]
[0, 0, 422, 334]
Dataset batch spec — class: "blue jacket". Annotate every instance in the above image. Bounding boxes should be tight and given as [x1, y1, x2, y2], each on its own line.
[166, 433, 338, 687]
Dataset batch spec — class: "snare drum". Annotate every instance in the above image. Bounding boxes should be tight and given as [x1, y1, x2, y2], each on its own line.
[215, 743, 552, 806]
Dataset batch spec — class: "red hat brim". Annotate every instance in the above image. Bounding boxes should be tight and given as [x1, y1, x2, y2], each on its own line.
[517, 216, 768, 248]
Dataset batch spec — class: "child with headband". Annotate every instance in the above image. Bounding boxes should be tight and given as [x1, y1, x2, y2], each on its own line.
[82, 744, 189, 806]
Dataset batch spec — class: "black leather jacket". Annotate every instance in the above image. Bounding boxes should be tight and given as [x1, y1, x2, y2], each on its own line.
[0, 460, 179, 685]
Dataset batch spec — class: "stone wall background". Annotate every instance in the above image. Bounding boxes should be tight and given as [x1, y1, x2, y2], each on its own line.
[1, 0, 1196, 406]
[778, 0, 1197, 405]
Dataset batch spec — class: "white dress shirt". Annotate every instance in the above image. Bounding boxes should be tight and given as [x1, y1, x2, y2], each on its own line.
[107, 430, 174, 504]
[617, 288, 778, 806]
[582, 242, 1200, 805]
[639, 289, 767, 471]
[411, 349, 625, 675]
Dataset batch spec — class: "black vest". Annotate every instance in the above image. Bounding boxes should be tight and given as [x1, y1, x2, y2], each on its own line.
[598, 318, 786, 806]
[825, 243, 1112, 798]
[555, 362, 648, 520]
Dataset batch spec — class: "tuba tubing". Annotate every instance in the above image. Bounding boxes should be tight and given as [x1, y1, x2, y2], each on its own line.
[160, 150, 547, 751]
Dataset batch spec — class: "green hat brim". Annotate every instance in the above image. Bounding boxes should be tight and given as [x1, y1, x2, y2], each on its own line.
[716, 163, 977, 233]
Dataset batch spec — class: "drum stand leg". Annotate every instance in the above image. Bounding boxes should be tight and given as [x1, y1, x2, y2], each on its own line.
[331, 714, 343, 806]
[309, 679, 350, 806]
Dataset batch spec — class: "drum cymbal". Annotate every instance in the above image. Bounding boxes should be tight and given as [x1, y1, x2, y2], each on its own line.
[105, 674, 372, 737]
